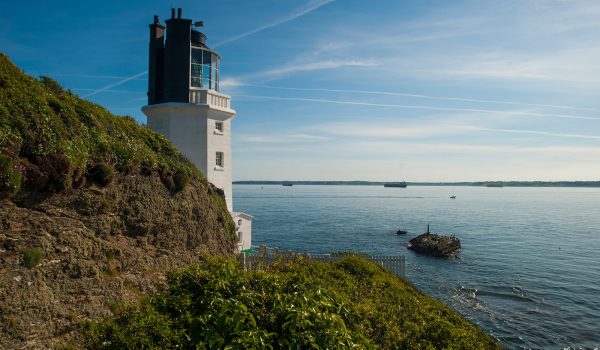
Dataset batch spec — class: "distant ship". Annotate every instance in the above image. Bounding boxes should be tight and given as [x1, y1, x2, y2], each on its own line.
[282, 183, 293, 187]
[384, 182, 407, 188]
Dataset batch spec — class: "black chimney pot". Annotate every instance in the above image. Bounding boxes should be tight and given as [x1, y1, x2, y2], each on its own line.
[177, 8, 182, 18]
[153, 15, 159, 24]
[171, 8, 176, 18]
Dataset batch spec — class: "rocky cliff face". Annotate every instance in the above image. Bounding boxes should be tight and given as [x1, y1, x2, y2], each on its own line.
[0, 53, 238, 349]
[0, 52, 239, 348]
[0, 174, 235, 348]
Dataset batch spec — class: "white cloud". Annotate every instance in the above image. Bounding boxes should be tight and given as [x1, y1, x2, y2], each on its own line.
[322, 123, 473, 138]
[475, 127, 600, 141]
[240, 84, 600, 112]
[236, 133, 330, 143]
[256, 60, 377, 79]
[342, 141, 600, 156]
[219, 77, 245, 89]
[236, 94, 600, 121]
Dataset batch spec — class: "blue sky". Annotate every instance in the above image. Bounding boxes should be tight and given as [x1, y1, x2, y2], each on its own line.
[2, 0, 600, 181]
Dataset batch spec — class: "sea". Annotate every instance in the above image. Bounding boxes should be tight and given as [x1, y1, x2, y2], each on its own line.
[233, 184, 600, 350]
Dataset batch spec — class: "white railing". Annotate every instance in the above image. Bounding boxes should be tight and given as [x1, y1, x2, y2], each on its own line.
[189, 89, 231, 110]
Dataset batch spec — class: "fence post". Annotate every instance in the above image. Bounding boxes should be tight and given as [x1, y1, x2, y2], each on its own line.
[259, 244, 267, 258]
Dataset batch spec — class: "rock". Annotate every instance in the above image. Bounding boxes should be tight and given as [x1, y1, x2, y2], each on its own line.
[396, 229, 408, 235]
[407, 232, 461, 258]
[0, 174, 236, 349]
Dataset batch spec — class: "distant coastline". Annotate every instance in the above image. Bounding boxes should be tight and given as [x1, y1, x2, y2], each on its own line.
[233, 180, 600, 188]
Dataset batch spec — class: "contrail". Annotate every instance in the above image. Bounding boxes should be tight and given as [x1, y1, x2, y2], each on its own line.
[83, 71, 148, 98]
[84, 1, 334, 98]
[242, 84, 600, 113]
[213, 0, 335, 48]
[35, 73, 146, 81]
[74, 88, 141, 94]
[236, 94, 600, 121]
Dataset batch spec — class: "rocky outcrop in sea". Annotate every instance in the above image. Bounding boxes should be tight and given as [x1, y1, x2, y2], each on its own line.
[407, 232, 461, 258]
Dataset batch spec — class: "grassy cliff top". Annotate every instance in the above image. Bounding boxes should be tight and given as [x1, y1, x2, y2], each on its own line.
[0, 54, 200, 198]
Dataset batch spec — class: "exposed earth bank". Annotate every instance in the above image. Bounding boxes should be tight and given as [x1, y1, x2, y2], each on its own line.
[0, 174, 235, 349]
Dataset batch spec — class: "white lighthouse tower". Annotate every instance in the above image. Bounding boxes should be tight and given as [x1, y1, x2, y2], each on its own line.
[142, 8, 252, 252]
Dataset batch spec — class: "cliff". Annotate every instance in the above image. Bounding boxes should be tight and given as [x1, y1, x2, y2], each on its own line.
[0, 55, 236, 348]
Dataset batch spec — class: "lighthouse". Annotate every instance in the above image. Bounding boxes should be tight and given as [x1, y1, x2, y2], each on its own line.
[142, 8, 252, 252]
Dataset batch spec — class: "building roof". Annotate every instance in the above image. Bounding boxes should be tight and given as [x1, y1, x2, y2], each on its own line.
[231, 212, 254, 220]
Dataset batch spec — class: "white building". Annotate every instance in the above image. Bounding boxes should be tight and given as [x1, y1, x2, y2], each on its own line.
[142, 8, 252, 252]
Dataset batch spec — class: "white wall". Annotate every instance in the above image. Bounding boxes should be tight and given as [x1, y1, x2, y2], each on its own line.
[233, 214, 252, 252]
[205, 117, 233, 211]
[143, 102, 235, 211]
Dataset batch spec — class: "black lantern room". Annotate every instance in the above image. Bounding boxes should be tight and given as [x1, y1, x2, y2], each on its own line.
[147, 8, 220, 105]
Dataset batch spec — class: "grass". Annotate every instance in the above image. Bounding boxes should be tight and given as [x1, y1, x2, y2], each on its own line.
[83, 256, 502, 349]
[22, 247, 44, 268]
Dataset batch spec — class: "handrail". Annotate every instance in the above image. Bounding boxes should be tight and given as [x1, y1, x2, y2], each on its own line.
[189, 89, 231, 109]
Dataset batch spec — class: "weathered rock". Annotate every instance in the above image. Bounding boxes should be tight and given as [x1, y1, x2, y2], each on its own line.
[407, 232, 461, 258]
[0, 174, 236, 349]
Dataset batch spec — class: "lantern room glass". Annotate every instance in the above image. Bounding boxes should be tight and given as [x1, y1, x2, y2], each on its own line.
[191, 47, 219, 91]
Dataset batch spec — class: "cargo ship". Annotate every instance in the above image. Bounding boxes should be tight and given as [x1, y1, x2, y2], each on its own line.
[384, 182, 407, 188]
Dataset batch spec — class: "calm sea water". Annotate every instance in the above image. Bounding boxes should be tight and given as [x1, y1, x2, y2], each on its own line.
[233, 185, 600, 350]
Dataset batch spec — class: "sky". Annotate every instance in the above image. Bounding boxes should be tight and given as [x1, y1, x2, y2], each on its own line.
[1, 0, 600, 181]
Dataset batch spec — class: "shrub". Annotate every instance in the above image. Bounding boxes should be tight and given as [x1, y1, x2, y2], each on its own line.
[72, 167, 86, 189]
[0, 55, 204, 197]
[122, 206, 134, 217]
[34, 152, 73, 192]
[173, 169, 190, 192]
[105, 250, 116, 261]
[22, 247, 44, 268]
[105, 250, 119, 276]
[161, 173, 175, 192]
[0, 154, 21, 199]
[84, 257, 502, 349]
[39, 76, 65, 95]
[90, 163, 114, 186]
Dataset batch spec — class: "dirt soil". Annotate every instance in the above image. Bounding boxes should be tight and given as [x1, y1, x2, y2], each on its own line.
[0, 174, 235, 349]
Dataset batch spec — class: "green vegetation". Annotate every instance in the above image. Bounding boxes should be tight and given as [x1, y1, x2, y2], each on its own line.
[0, 153, 21, 199]
[0, 54, 201, 195]
[173, 169, 191, 192]
[90, 162, 114, 186]
[22, 247, 44, 268]
[84, 256, 501, 349]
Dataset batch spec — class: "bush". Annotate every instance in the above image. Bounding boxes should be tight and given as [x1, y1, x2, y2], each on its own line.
[90, 163, 114, 186]
[84, 257, 502, 349]
[122, 206, 134, 217]
[22, 247, 44, 268]
[34, 152, 73, 192]
[173, 169, 190, 192]
[162, 175, 175, 192]
[40, 76, 65, 95]
[0, 55, 203, 197]
[0, 154, 21, 199]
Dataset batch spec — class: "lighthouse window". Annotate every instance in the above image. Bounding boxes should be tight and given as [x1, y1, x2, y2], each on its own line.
[216, 152, 224, 167]
[191, 47, 220, 91]
[215, 121, 223, 132]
